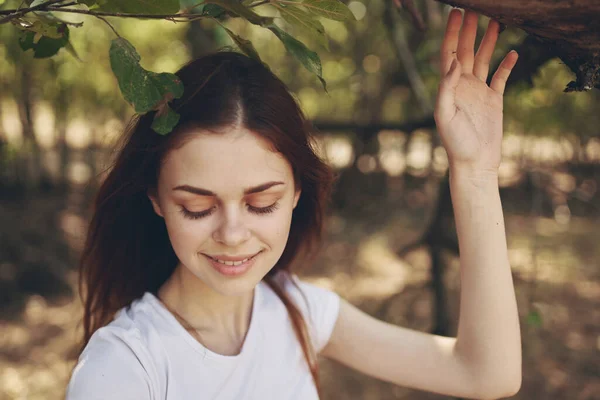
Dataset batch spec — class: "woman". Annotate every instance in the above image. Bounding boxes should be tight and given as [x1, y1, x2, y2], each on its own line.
[67, 9, 521, 400]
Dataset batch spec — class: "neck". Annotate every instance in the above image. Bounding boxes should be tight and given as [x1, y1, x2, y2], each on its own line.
[157, 263, 255, 348]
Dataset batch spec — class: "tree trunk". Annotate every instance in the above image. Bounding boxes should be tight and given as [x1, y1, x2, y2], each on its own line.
[17, 59, 42, 190]
[434, 0, 600, 91]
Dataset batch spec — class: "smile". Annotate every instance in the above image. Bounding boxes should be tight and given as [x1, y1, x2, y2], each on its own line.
[203, 251, 263, 277]
[204, 251, 262, 266]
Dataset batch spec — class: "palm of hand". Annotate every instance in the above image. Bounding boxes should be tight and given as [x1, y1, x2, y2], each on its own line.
[435, 10, 518, 172]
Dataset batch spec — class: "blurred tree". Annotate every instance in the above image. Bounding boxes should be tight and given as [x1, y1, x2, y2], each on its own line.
[1, 0, 598, 340]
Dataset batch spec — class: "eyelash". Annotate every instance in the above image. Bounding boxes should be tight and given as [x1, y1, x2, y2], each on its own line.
[179, 202, 280, 220]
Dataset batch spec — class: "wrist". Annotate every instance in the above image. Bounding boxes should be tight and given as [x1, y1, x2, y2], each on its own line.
[449, 164, 499, 187]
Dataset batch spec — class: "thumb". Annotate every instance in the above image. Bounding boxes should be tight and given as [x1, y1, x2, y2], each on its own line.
[434, 58, 461, 124]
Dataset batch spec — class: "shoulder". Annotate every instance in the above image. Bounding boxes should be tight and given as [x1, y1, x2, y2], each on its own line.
[264, 273, 341, 353]
[66, 296, 160, 399]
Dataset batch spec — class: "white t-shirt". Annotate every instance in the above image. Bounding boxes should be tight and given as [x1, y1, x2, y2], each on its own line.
[66, 276, 340, 400]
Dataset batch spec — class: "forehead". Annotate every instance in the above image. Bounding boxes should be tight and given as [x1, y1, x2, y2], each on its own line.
[160, 127, 293, 190]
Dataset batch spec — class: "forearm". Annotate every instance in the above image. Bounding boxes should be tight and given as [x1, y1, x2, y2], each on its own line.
[449, 167, 522, 396]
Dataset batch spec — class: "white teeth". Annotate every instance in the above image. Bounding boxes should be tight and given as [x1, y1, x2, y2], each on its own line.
[214, 257, 251, 266]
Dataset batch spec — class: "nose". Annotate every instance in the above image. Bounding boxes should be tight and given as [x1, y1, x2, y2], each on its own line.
[212, 205, 251, 247]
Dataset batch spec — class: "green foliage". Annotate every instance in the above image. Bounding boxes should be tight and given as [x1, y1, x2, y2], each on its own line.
[205, 0, 272, 25]
[277, 3, 329, 50]
[151, 105, 181, 135]
[300, 0, 356, 22]
[19, 24, 69, 58]
[269, 24, 326, 90]
[109, 37, 184, 133]
[220, 24, 262, 62]
[13, 19, 65, 39]
[95, 0, 180, 14]
[2, 0, 359, 133]
[202, 4, 227, 19]
[526, 310, 542, 328]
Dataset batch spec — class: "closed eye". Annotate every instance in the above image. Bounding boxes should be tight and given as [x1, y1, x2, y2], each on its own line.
[179, 206, 215, 220]
[248, 202, 279, 215]
[179, 202, 279, 220]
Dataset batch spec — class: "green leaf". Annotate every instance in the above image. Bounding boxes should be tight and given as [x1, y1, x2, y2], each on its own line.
[97, 0, 180, 14]
[64, 40, 81, 61]
[205, 0, 272, 25]
[151, 105, 180, 135]
[179, 0, 206, 13]
[109, 37, 184, 116]
[268, 24, 326, 91]
[12, 19, 64, 39]
[526, 310, 542, 327]
[78, 0, 98, 6]
[301, 0, 355, 22]
[19, 25, 70, 58]
[277, 4, 328, 50]
[30, 0, 64, 24]
[203, 4, 227, 18]
[221, 25, 261, 62]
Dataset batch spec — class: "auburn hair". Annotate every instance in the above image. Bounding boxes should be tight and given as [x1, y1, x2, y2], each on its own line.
[78, 51, 334, 392]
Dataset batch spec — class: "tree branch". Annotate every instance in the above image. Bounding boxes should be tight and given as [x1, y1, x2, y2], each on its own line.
[46, 7, 199, 20]
[1, 0, 271, 23]
[94, 15, 121, 38]
[0, 0, 65, 23]
[394, 0, 426, 31]
[0, 2, 206, 22]
[384, 1, 433, 115]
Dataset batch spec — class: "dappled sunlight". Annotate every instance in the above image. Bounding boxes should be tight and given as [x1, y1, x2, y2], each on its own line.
[586, 138, 600, 161]
[32, 103, 55, 149]
[406, 136, 431, 172]
[59, 211, 87, 252]
[379, 148, 406, 176]
[66, 161, 92, 186]
[1, 292, 82, 400]
[351, 234, 410, 299]
[356, 154, 377, 173]
[1, 99, 22, 146]
[65, 120, 92, 150]
[315, 134, 355, 169]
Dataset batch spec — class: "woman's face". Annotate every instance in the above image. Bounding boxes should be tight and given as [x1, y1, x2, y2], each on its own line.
[149, 127, 300, 296]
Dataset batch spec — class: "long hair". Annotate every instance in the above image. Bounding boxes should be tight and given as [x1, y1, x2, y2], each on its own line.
[78, 51, 334, 391]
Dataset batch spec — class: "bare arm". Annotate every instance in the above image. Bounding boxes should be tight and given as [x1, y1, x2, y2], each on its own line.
[321, 9, 521, 399]
[322, 169, 521, 399]
[449, 166, 521, 395]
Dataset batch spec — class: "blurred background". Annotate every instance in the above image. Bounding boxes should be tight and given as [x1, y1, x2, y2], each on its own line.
[1, 1, 599, 399]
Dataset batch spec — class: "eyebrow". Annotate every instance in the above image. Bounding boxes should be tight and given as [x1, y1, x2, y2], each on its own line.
[172, 181, 285, 196]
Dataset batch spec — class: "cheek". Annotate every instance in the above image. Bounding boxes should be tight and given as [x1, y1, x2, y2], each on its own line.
[163, 212, 212, 252]
[256, 208, 294, 247]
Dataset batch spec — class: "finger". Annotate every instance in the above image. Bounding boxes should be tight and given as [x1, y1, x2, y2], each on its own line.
[473, 19, 500, 82]
[435, 58, 462, 124]
[440, 9, 462, 76]
[490, 50, 518, 95]
[456, 10, 479, 74]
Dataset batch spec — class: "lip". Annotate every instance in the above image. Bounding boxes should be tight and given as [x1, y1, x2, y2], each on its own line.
[204, 253, 260, 262]
[202, 251, 262, 277]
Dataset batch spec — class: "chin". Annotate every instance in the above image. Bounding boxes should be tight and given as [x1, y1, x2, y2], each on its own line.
[202, 262, 274, 297]
[204, 273, 253, 294]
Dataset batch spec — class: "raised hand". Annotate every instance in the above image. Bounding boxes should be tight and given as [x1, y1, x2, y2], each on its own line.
[435, 9, 518, 174]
